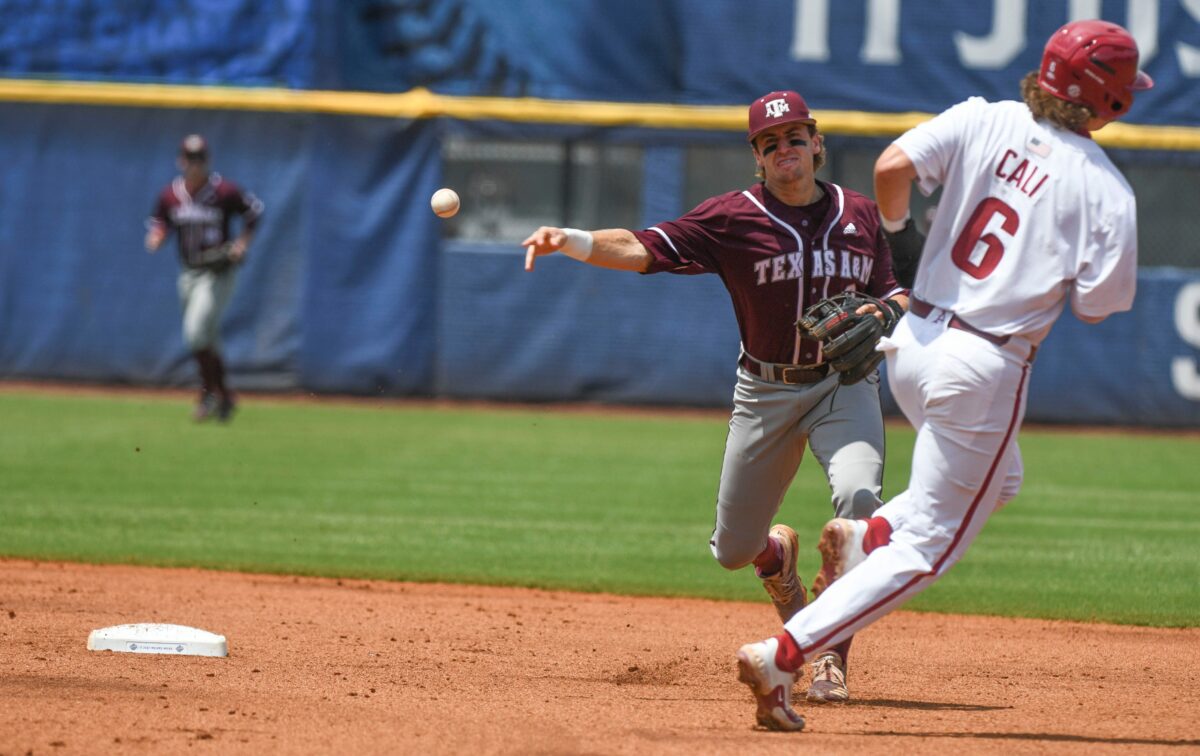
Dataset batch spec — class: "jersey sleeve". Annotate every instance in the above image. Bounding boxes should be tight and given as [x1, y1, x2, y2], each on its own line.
[892, 97, 985, 197]
[1070, 196, 1138, 319]
[630, 196, 727, 275]
[228, 182, 265, 229]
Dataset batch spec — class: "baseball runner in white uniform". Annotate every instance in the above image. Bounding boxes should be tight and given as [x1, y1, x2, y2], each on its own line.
[732, 20, 1148, 731]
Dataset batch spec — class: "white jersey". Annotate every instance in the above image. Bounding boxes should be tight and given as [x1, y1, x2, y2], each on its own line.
[894, 97, 1138, 343]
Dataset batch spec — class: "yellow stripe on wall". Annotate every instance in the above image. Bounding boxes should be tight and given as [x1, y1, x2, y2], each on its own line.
[1, 77, 1197, 150]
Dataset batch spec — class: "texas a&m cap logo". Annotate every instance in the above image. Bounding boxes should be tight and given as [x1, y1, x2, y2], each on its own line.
[748, 90, 816, 142]
[764, 98, 790, 118]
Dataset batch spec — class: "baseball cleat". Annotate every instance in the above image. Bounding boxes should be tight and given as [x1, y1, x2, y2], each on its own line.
[193, 393, 218, 422]
[735, 637, 805, 732]
[811, 518, 869, 598]
[216, 395, 237, 423]
[759, 524, 807, 622]
[805, 651, 849, 703]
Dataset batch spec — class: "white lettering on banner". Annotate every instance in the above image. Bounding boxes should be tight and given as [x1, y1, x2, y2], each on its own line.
[862, 0, 901, 64]
[1171, 282, 1200, 401]
[789, 0, 1198, 73]
[955, 0, 1027, 69]
[1180, 0, 1200, 75]
[792, 0, 830, 61]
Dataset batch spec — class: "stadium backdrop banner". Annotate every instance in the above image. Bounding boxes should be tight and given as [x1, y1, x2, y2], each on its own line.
[1, 2, 1199, 425]
[1, 0, 1198, 126]
[0, 97, 1196, 425]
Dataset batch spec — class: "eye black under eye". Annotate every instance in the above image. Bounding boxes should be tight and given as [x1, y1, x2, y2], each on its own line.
[761, 137, 807, 156]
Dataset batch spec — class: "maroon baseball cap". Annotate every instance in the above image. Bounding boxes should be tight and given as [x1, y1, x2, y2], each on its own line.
[748, 91, 816, 142]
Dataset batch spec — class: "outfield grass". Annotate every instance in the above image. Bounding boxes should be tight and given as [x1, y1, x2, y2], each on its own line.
[1, 389, 1197, 627]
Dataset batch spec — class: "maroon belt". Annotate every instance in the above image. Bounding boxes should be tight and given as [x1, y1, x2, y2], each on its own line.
[909, 297, 1010, 347]
[739, 355, 831, 385]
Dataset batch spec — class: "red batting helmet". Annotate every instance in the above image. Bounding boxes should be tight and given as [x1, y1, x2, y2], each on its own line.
[1037, 19, 1153, 120]
[748, 91, 816, 142]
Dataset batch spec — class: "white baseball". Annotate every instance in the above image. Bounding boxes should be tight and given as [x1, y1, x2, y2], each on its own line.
[431, 188, 460, 218]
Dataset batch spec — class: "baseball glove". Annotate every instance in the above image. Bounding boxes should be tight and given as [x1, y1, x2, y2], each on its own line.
[194, 242, 241, 272]
[796, 292, 902, 385]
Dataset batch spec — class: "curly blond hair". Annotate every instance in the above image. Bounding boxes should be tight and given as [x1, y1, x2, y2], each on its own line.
[1020, 72, 1094, 132]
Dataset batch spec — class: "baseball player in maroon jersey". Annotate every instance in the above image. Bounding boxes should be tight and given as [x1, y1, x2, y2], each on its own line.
[524, 90, 909, 703]
[732, 21, 1147, 732]
[145, 135, 263, 422]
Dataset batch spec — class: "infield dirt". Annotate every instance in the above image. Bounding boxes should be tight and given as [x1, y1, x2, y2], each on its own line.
[1, 559, 1197, 755]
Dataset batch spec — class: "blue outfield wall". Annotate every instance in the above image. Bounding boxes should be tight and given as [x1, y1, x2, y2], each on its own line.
[0, 102, 1198, 426]
[0, 102, 439, 395]
[3, 1, 1200, 127]
[437, 247, 1200, 427]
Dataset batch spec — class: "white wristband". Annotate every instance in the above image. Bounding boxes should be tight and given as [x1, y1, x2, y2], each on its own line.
[559, 228, 594, 261]
[880, 209, 911, 233]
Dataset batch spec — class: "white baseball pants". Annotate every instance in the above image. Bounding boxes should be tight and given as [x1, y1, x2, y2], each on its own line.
[782, 311, 1034, 656]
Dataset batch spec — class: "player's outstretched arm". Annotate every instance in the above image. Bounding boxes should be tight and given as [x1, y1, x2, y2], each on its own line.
[522, 227, 651, 273]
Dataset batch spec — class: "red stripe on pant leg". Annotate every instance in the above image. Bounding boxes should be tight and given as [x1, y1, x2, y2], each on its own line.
[800, 363, 1029, 656]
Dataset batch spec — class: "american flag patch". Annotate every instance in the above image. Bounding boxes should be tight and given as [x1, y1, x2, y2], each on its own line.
[1027, 137, 1051, 157]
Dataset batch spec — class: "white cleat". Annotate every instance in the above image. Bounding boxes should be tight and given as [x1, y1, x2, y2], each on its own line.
[811, 518, 869, 598]
[735, 637, 805, 732]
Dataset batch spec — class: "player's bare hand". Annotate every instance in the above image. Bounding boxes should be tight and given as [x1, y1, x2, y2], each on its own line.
[228, 238, 248, 263]
[855, 302, 886, 324]
[144, 226, 166, 253]
[521, 226, 567, 271]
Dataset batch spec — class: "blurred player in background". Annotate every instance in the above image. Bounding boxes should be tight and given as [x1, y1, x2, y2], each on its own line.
[733, 20, 1147, 731]
[145, 135, 263, 422]
[524, 90, 908, 704]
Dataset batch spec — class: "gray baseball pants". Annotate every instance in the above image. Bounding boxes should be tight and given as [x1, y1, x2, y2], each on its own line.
[710, 367, 886, 570]
[177, 267, 236, 351]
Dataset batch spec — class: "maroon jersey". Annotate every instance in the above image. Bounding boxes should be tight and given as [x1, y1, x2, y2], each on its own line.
[632, 181, 902, 366]
[149, 174, 263, 269]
